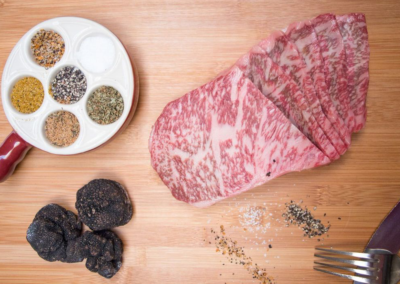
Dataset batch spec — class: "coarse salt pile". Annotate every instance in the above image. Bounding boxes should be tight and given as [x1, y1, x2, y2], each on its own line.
[77, 36, 116, 73]
[238, 205, 273, 234]
[239, 206, 266, 226]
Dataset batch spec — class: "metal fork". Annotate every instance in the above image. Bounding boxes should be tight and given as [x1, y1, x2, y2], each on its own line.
[314, 247, 400, 283]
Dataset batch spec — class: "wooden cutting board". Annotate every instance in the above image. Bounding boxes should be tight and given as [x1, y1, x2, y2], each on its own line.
[0, 0, 399, 283]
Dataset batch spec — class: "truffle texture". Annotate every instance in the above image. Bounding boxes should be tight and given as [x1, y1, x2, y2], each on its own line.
[26, 204, 82, 262]
[65, 239, 85, 263]
[79, 230, 123, 278]
[75, 179, 133, 231]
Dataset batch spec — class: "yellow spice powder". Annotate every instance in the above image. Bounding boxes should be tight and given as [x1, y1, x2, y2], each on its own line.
[11, 77, 44, 114]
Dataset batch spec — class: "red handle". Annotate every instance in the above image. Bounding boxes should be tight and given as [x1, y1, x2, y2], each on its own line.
[0, 131, 32, 183]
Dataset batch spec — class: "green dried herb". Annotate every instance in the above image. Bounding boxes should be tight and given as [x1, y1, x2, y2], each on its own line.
[87, 86, 124, 125]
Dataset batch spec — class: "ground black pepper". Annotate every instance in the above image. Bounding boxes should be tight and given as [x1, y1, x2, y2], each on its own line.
[282, 201, 330, 238]
[50, 66, 87, 104]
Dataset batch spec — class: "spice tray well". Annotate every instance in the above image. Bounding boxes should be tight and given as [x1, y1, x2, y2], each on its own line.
[1, 17, 135, 155]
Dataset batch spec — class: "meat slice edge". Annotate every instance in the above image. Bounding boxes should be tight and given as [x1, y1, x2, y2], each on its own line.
[236, 46, 339, 160]
[149, 67, 330, 207]
[336, 13, 369, 132]
[258, 30, 347, 155]
[285, 20, 352, 146]
[311, 13, 356, 132]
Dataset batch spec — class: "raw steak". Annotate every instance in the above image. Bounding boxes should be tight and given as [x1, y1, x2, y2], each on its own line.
[337, 13, 369, 132]
[285, 20, 352, 146]
[258, 31, 347, 155]
[149, 67, 330, 207]
[236, 45, 339, 161]
[312, 13, 356, 131]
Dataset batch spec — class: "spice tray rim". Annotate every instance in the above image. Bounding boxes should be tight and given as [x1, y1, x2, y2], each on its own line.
[1, 17, 136, 155]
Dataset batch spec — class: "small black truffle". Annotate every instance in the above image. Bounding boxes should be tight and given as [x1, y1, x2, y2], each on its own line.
[76, 179, 133, 231]
[26, 204, 82, 263]
[78, 230, 123, 278]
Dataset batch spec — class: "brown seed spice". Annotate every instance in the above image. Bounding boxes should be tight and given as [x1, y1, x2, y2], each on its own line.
[45, 111, 80, 147]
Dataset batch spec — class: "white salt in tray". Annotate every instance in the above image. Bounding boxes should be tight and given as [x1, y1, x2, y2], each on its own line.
[1, 17, 138, 155]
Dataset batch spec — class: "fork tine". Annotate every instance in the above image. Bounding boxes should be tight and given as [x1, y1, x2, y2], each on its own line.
[314, 261, 375, 276]
[314, 254, 377, 268]
[315, 247, 374, 259]
[313, 267, 378, 283]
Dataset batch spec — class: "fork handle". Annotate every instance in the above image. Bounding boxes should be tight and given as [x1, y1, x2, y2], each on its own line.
[366, 201, 400, 254]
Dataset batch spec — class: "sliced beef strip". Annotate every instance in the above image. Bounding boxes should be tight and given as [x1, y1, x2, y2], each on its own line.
[149, 66, 330, 207]
[258, 30, 347, 155]
[336, 13, 369, 132]
[285, 20, 352, 146]
[236, 45, 339, 160]
[311, 13, 356, 132]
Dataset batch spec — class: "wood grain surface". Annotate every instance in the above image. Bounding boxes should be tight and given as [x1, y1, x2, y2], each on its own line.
[1, 0, 400, 283]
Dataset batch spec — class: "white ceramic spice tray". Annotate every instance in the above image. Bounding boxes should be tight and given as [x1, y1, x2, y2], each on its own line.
[1, 17, 135, 155]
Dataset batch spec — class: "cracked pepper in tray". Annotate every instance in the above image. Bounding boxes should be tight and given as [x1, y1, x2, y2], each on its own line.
[49, 66, 87, 104]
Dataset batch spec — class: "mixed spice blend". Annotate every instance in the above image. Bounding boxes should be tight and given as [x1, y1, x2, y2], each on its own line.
[31, 29, 65, 69]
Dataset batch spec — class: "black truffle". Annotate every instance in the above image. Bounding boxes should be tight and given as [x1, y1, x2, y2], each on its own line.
[76, 179, 133, 231]
[79, 230, 123, 278]
[26, 204, 82, 262]
[65, 239, 85, 263]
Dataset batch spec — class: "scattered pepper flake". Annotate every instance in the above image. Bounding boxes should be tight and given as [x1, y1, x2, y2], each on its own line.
[210, 226, 275, 284]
